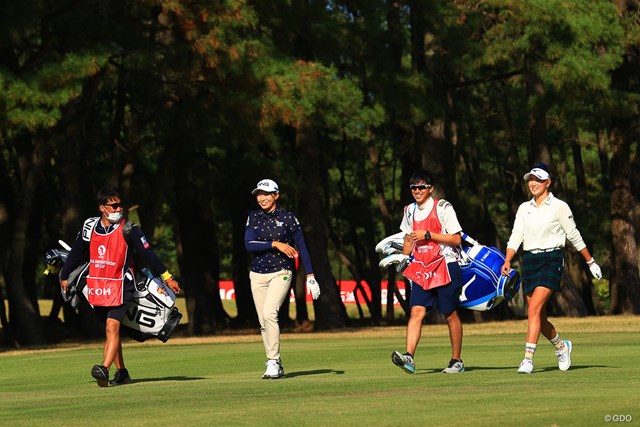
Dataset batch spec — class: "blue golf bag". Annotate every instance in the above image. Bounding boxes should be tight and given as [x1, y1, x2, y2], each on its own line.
[458, 234, 521, 311]
[376, 232, 521, 311]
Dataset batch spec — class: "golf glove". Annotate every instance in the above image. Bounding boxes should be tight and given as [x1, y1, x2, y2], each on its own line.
[587, 259, 602, 280]
[307, 276, 321, 300]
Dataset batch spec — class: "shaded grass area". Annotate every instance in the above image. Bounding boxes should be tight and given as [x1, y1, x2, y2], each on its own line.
[0, 316, 639, 426]
[34, 297, 400, 324]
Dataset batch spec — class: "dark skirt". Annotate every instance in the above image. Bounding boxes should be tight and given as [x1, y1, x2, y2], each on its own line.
[521, 250, 564, 295]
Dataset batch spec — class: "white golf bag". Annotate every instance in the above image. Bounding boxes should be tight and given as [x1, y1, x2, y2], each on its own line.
[376, 232, 521, 311]
[119, 269, 182, 343]
[44, 242, 182, 342]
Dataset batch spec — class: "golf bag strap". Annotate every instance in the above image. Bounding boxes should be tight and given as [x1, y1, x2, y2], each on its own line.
[82, 216, 134, 246]
[82, 217, 100, 242]
[122, 220, 134, 246]
[410, 200, 451, 231]
[436, 199, 451, 232]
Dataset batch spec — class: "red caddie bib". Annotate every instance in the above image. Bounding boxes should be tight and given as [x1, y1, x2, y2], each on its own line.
[86, 219, 129, 306]
[402, 199, 451, 290]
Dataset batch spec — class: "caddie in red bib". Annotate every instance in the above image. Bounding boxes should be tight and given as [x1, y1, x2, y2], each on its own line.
[402, 199, 451, 290]
[86, 219, 131, 307]
[59, 185, 181, 388]
[390, 170, 466, 376]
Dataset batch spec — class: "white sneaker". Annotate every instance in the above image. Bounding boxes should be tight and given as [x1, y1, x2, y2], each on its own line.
[556, 340, 572, 371]
[517, 358, 534, 374]
[442, 359, 465, 374]
[262, 359, 284, 379]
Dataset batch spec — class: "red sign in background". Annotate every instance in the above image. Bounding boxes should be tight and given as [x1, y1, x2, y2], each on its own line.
[218, 281, 406, 306]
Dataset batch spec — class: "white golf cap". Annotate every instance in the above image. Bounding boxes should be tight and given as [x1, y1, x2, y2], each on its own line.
[251, 179, 279, 195]
[523, 167, 551, 181]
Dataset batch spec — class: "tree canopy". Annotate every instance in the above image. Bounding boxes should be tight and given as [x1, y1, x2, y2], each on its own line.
[1, 0, 638, 346]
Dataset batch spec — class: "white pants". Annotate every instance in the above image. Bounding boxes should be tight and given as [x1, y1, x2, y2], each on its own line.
[250, 270, 292, 360]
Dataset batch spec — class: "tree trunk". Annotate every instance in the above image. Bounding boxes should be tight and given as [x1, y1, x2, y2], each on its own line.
[564, 249, 596, 315]
[6, 138, 47, 345]
[608, 123, 640, 314]
[525, 73, 552, 167]
[353, 151, 383, 324]
[0, 277, 14, 345]
[456, 89, 499, 246]
[548, 267, 588, 317]
[295, 124, 348, 329]
[231, 189, 258, 328]
[605, 1, 640, 314]
[596, 129, 610, 191]
[566, 127, 595, 314]
[52, 76, 106, 336]
[175, 192, 217, 335]
[631, 155, 640, 260]
[369, 141, 396, 322]
[0, 150, 16, 345]
[174, 149, 227, 334]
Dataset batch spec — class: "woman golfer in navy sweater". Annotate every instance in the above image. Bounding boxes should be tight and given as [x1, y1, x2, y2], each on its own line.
[245, 179, 321, 379]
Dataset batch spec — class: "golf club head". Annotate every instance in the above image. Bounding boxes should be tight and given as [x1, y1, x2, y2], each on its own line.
[378, 253, 409, 268]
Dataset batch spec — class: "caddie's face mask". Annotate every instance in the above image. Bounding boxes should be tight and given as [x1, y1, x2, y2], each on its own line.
[101, 199, 124, 223]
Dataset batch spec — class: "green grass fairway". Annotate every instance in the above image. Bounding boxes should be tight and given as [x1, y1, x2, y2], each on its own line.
[1, 316, 639, 426]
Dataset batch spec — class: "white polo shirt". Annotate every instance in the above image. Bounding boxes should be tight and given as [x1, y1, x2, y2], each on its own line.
[506, 193, 587, 253]
[399, 197, 462, 263]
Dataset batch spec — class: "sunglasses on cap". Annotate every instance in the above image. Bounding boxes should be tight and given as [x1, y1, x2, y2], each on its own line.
[410, 184, 432, 191]
[103, 202, 124, 209]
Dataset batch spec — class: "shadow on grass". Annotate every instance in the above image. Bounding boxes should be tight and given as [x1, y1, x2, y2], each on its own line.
[284, 369, 345, 378]
[420, 364, 610, 373]
[130, 376, 208, 384]
[534, 364, 609, 373]
[409, 369, 439, 375]
[461, 366, 516, 373]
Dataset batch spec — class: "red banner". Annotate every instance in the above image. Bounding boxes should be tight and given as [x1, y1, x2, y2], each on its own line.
[217, 280, 406, 306]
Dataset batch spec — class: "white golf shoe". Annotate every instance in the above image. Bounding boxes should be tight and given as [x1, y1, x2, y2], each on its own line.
[517, 358, 534, 374]
[262, 359, 284, 379]
[555, 340, 572, 371]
